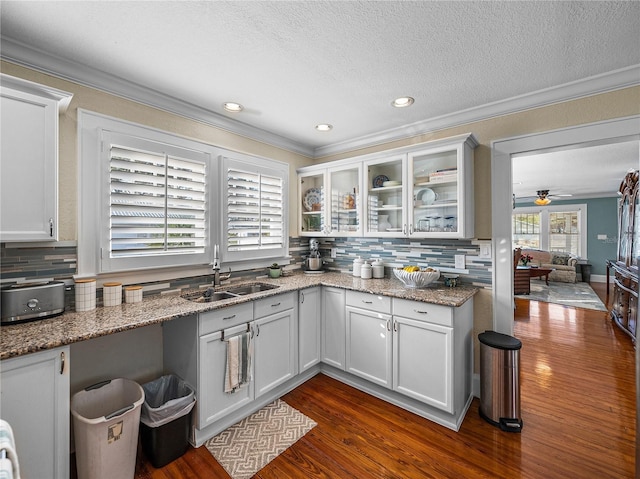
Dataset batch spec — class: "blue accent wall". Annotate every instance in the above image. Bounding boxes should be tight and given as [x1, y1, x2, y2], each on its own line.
[515, 196, 618, 276]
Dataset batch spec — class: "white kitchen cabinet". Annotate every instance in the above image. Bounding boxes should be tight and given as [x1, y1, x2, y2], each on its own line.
[406, 134, 476, 239]
[392, 298, 472, 414]
[298, 287, 321, 372]
[0, 74, 72, 242]
[198, 323, 254, 427]
[345, 290, 393, 388]
[253, 292, 297, 398]
[321, 286, 346, 369]
[298, 163, 362, 237]
[0, 346, 70, 479]
[297, 133, 476, 239]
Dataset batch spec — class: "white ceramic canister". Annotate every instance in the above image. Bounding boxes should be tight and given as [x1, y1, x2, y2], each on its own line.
[75, 278, 96, 312]
[124, 285, 143, 303]
[372, 259, 385, 279]
[352, 257, 363, 277]
[103, 282, 122, 307]
[360, 261, 372, 279]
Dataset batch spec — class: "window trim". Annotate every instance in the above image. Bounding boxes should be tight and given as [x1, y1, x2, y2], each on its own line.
[513, 203, 587, 257]
[78, 110, 218, 278]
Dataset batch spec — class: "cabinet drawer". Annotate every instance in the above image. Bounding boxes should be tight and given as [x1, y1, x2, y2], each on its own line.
[392, 298, 452, 327]
[346, 290, 391, 314]
[199, 302, 253, 336]
[254, 292, 295, 319]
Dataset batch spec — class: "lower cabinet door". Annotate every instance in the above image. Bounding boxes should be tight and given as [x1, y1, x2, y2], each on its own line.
[299, 287, 321, 372]
[198, 324, 254, 428]
[393, 316, 454, 413]
[345, 306, 392, 388]
[253, 310, 296, 398]
[322, 287, 346, 369]
[0, 346, 69, 479]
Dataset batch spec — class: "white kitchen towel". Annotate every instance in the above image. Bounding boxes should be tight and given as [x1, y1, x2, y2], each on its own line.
[224, 332, 253, 393]
[0, 420, 20, 479]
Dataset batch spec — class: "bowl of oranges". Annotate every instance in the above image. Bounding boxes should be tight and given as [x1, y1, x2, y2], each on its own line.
[393, 266, 440, 288]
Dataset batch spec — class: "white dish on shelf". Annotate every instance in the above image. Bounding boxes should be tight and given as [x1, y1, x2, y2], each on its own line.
[382, 180, 401, 187]
[386, 227, 402, 232]
[303, 188, 322, 211]
[417, 188, 437, 205]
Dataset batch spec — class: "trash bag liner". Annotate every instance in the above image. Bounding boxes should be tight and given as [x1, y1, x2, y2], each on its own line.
[140, 374, 195, 428]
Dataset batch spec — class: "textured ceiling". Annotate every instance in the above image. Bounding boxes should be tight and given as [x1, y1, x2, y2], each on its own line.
[1, 1, 639, 197]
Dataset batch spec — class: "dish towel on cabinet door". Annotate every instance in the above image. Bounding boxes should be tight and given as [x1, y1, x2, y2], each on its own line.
[224, 332, 253, 393]
[0, 420, 20, 479]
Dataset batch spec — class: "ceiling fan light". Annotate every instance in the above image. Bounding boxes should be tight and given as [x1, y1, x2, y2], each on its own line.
[534, 189, 551, 205]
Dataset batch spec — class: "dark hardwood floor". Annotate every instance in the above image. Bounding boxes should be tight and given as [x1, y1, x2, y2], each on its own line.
[133, 281, 635, 478]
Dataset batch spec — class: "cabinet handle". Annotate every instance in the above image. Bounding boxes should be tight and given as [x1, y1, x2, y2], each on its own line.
[409, 224, 414, 235]
[362, 300, 373, 304]
[271, 302, 281, 307]
[223, 314, 236, 321]
[256, 324, 260, 337]
[413, 309, 429, 315]
[386, 319, 391, 331]
[300, 292, 305, 303]
[393, 320, 398, 332]
[403, 224, 407, 235]
[60, 351, 65, 374]
[49, 218, 54, 237]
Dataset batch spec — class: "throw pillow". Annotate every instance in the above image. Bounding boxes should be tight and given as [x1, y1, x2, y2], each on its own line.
[551, 254, 569, 265]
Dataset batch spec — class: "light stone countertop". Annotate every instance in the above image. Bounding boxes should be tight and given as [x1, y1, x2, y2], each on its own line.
[0, 272, 478, 360]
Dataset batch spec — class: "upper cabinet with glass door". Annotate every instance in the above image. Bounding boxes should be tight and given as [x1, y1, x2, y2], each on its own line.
[364, 154, 406, 236]
[407, 134, 477, 239]
[298, 163, 362, 237]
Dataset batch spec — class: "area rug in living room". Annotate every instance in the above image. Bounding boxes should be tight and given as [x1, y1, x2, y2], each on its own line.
[204, 399, 317, 479]
[516, 281, 607, 311]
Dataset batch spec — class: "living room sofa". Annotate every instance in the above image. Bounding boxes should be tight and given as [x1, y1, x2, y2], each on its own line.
[520, 249, 578, 283]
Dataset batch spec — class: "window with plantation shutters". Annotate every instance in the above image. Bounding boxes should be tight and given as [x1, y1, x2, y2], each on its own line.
[109, 146, 207, 257]
[223, 155, 288, 262]
[97, 129, 211, 273]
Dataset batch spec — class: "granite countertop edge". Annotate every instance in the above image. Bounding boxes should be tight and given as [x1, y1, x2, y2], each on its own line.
[1, 272, 478, 360]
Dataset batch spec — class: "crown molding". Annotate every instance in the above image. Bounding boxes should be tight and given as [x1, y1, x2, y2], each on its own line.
[2, 36, 638, 160]
[0, 36, 315, 158]
[313, 64, 640, 158]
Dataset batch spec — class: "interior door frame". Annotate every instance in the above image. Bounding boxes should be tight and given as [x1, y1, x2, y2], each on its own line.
[490, 115, 640, 335]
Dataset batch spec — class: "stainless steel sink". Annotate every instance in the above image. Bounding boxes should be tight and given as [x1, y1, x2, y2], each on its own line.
[181, 282, 279, 303]
[181, 289, 237, 303]
[225, 282, 279, 296]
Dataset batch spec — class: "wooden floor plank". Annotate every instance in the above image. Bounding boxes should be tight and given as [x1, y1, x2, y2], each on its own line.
[132, 282, 635, 478]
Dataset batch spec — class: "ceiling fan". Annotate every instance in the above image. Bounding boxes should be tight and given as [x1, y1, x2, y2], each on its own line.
[514, 190, 573, 206]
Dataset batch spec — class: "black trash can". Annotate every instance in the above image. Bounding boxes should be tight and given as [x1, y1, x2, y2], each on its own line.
[478, 331, 523, 432]
[140, 374, 196, 468]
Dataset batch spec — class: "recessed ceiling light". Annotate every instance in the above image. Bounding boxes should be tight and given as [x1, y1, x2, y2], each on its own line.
[315, 124, 333, 131]
[223, 102, 243, 112]
[391, 96, 415, 108]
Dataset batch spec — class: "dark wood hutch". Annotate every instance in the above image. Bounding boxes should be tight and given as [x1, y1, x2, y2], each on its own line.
[609, 170, 639, 342]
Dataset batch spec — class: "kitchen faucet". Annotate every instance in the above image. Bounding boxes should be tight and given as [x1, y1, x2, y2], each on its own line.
[212, 244, 231, 286]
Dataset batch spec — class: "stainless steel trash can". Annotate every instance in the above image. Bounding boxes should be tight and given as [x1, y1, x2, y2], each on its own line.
[478, 330, 523, 432]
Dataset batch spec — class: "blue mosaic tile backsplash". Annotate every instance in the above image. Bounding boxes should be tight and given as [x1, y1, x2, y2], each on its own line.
[1, 236, 492, 293]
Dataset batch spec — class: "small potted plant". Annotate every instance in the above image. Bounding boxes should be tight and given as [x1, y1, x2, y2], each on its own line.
[268, 263, 282, 278]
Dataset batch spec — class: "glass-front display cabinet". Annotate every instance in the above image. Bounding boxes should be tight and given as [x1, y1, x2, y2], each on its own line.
[298, 164, 361, 236]
[299, 170, 326, 235]
[364, 154, 405, 236]
[406, 136, 476, 239]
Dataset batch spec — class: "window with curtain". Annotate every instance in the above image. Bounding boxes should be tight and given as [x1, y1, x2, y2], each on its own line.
[513, 205, 586, 257]
[223, 155, 288, 263]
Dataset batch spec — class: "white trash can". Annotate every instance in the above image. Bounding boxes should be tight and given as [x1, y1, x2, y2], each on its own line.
[71, 378, 145, 479]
